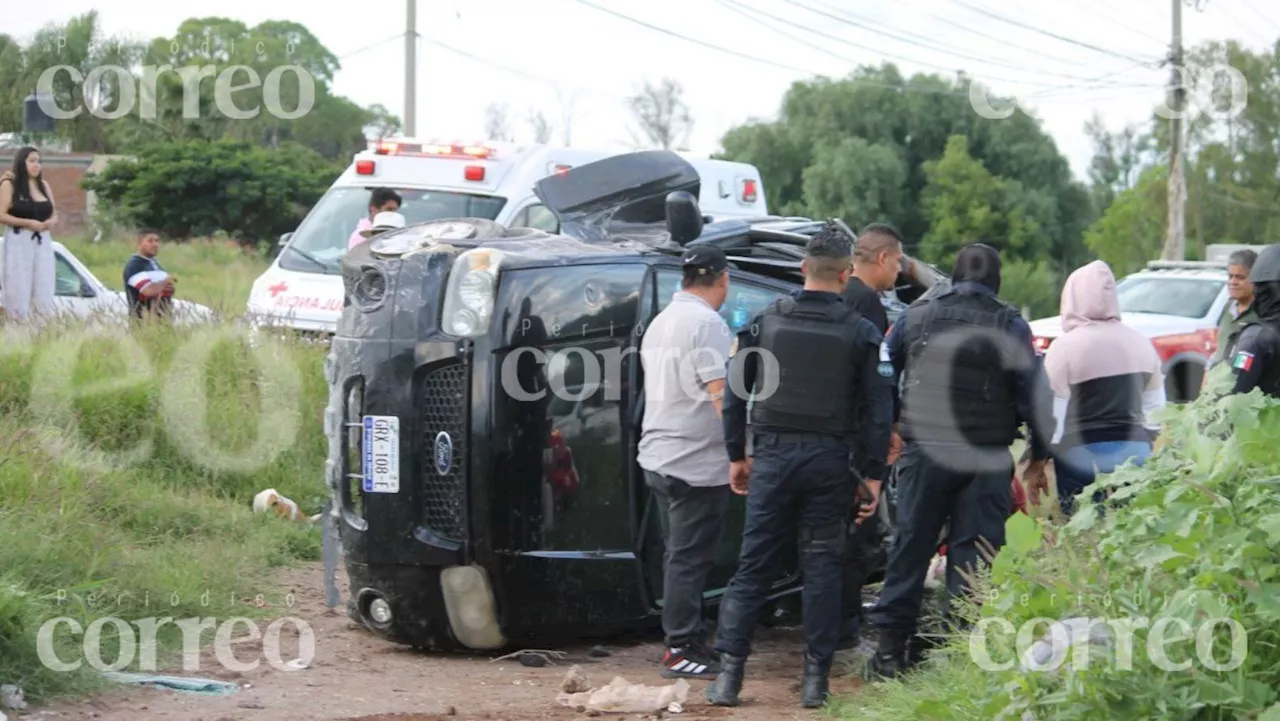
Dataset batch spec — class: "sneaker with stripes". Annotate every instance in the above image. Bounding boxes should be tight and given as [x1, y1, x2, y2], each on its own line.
[660, 646, 721, 679]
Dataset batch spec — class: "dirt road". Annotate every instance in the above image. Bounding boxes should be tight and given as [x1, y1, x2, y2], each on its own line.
[38, 564, 871, 721]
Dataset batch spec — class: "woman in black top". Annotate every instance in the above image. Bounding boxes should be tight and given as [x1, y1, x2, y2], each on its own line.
[0, 146, 57, 322]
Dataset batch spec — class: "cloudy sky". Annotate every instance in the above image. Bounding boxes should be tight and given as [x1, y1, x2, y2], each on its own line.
[10, 0, 1279, 181]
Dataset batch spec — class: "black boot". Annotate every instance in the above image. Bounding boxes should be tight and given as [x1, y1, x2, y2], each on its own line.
[906, 632, 944, 668]
[867, 629, 909, 680]
[705, 653, 746, 707]
[800, 654, 831, 708]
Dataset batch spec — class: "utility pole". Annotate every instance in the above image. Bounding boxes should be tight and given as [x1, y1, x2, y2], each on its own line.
[1161, 0, 1186, 261]
[405, 0, 417, 137]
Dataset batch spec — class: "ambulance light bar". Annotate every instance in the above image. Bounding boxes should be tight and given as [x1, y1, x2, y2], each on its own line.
[373, 140, 494, 159]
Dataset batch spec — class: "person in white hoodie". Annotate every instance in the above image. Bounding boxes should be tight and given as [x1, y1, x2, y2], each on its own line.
[1028, 260, 1165, 515]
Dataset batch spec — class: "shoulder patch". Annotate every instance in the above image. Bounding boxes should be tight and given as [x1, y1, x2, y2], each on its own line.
[877, 361, 894, 377]
[1232, 351, 1255, 372]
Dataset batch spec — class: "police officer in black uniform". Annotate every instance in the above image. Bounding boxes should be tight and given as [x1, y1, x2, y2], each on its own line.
[707, 222, 894, 709]
[1224, 244, 1280, 398]
[866, 242, 1052, 679]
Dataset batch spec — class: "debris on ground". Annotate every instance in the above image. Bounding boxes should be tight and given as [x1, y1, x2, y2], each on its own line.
[490, 649, 567, 666]
[588, 645, 611, 658]
[1019, 616, 1114, 673]
[561, 665, 591, 694]
[0, 685, 26, 711]
[252, 488, 314, 523]
[554, 669, 690, 714]
[102, 672, 239, 695]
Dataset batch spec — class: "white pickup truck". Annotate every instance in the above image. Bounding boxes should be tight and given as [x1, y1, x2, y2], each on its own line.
[1028, 244, 1267, 402]
[0, 238, 214, 324]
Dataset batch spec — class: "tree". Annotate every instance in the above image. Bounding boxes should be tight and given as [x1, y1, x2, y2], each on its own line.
[1084, 114, 1153, 216]
[0, 15, 390, 159]
[363, 104, 402, 140]
[1084, 165, 1169, 275]
[715, 64, 1092, 273]
[81, 138, 341, 243]
[485, 103, 512, 141]
[526, 108, 552, 144]
[626, 77, 693, 150]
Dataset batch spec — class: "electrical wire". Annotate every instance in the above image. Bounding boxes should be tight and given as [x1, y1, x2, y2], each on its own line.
[337, 33, 403, 61]
[1236, 0, 1280, 35]
[773, 0, 1150, 86]
[570, 0, 821, 75]
[949, 0, 1160, 66]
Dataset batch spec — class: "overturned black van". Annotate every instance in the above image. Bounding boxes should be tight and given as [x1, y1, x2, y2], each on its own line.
[323, 150, 944, 651]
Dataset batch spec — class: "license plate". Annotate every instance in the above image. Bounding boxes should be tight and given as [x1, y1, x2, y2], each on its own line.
[362, 415, 399, 493]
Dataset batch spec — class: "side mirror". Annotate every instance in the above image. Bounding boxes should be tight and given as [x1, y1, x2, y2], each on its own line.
[80, 281, 96, 298]
[278, 232, 294, 247]
[665, 191, 703, 246]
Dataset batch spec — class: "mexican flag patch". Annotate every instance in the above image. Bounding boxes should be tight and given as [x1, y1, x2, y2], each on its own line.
[1232, 351, 1255, 372]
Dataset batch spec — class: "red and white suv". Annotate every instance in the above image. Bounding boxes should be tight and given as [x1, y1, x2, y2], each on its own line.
[1029, 259, 1238, 403]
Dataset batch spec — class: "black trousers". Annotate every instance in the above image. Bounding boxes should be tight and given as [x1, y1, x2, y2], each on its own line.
[645, 470, 731, 649]
[713, 432, 854, 665]
[867, 440, 1011, 633]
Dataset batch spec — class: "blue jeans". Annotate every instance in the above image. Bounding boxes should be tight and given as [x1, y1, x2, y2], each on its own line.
[1055, 441, 1151, 516]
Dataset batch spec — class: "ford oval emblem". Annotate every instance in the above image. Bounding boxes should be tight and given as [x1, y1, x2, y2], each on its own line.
[434, 432, 453, 475]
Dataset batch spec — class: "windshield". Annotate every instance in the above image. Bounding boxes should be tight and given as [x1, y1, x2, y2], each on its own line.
[1116, 276, 1224, 319]
[281, 186, 507, 273]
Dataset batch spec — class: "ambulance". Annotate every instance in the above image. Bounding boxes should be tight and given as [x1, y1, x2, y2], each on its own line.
[245, 139, 769, 338]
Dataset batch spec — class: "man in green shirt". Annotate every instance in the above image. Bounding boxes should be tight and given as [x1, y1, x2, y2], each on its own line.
[1210, 249, 1259, 368]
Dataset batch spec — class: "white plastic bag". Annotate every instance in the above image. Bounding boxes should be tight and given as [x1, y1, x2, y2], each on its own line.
[555, 675, 689, 713]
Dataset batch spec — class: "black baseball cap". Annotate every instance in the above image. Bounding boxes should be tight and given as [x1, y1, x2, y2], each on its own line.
[681, 245, 728, 275]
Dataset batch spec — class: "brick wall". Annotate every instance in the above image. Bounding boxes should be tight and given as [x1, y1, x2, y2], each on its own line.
[0, 152, 95, 231]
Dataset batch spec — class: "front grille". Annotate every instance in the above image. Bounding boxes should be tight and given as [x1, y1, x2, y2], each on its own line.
[418, 363, 469, 541]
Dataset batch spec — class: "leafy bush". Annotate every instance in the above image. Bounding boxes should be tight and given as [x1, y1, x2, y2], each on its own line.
[81, 139, 343, 245]
[839, 372, 1280, 720]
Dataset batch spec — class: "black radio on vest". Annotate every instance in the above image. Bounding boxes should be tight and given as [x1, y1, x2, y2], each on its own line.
[749, 296, 863, 436]
[899, 287, 1021, 447]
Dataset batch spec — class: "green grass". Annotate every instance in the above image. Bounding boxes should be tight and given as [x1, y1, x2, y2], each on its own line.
[63, 233, 272, 315]
[0, 236, 328, 704]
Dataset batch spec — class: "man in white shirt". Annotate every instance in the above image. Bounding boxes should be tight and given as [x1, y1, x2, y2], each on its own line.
[638, 244, 734, 680]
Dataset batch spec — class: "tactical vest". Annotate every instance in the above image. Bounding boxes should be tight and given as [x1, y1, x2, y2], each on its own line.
[899, 290, 1021, 446]
[748, 296, 863, 436]
[1225, 320, 1280, 397]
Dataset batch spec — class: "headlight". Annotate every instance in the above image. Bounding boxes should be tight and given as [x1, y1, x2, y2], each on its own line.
[352, 265, 387, 310]
[440, 248, 503, 338]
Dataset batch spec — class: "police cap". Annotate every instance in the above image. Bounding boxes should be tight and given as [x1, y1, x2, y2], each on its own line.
[1250, 245, 1280, 284]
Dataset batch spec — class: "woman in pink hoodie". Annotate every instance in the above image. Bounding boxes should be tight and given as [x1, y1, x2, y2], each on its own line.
[1036, 260, 1165, 516]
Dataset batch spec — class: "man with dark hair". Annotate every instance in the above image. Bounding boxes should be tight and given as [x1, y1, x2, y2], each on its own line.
[707, 222, 893, 709]
[1209, 249, 1258, 368]
[123, 228, 175, 319]
[638, 244, 733, 679]
[1224, 244, 1280, 398]
[866, 242, 1052, 678]
[348, 188, 403, 249]
[836, 220, 905, 649]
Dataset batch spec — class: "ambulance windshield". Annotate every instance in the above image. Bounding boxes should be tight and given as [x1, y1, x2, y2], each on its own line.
[282, 186, 506, 273]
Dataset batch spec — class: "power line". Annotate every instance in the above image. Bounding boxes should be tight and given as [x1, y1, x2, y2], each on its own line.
[949, 0, 1160, 66]
[774, 0, 1151, 86]
[337, 33, 402, 61]
[569, 0, 821, 75]
[1236, 0, 1280, 34]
